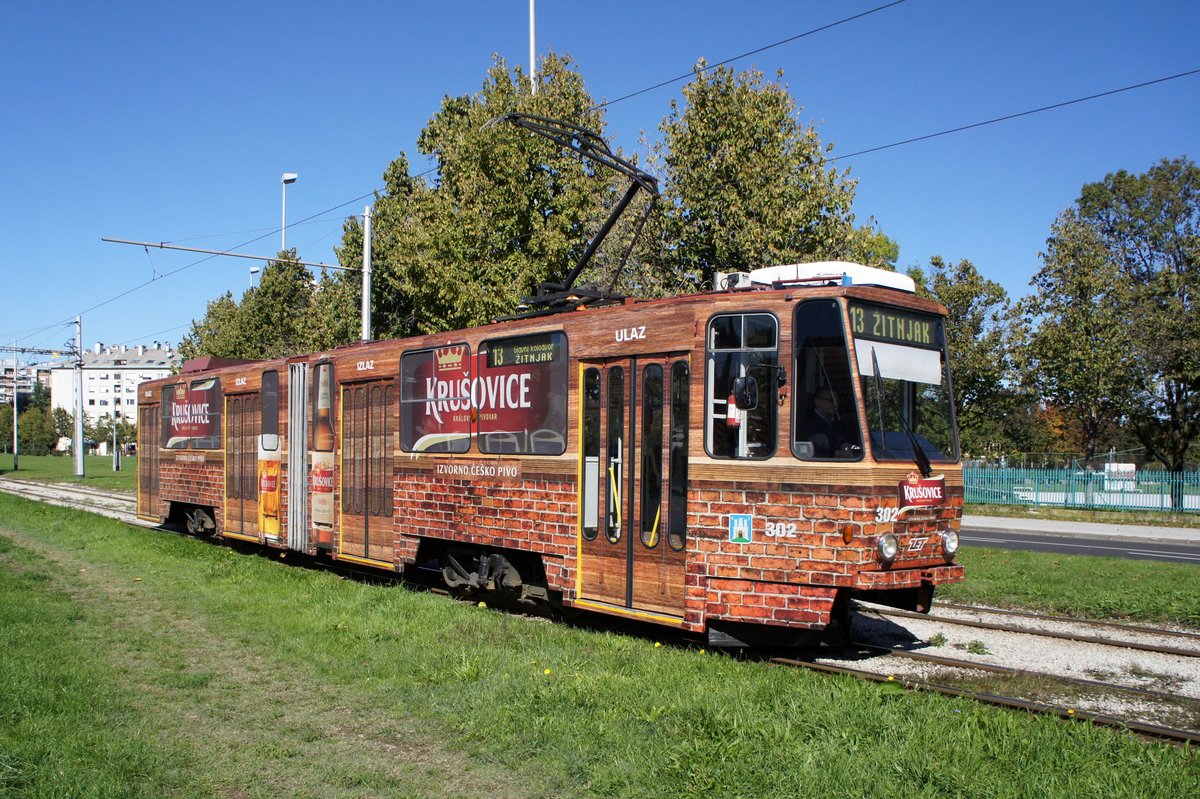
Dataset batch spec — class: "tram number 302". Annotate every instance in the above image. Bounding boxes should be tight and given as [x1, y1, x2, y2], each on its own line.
[875, 506, 902, 523]
[764, 521, 799, 538]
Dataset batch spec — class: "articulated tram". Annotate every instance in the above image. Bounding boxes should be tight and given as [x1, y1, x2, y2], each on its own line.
[137, 261, 964, 646]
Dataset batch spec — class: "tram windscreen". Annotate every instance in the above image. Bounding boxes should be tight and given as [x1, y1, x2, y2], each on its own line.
[849, 303, 958, 464]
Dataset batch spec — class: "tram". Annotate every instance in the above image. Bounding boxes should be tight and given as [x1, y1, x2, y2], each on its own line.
[137, 259, 964, 646]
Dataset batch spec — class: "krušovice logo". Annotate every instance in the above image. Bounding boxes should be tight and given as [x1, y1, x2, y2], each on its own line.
[898, 473, 945, 507]
[435, 346, 465, 371]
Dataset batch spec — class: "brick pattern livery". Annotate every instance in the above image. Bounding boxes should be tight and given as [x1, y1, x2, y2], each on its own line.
[685, 478, 964, 630]
[391, 468, 577, 593]
[159, 453, 225, 520]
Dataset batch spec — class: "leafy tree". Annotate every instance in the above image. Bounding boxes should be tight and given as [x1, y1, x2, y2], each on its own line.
[652, 62, 864, 289]
[1019, 209, 1136, 464]
[0, 405, 11, 454]
[328, 53, 630, 339]
[909, 256, 1025, 458]
[53, 407, 73, 441]
[1076, 156, 1199, 479]
[180, 252, 318, 360]
[90, 416, 136, 451]
[179, 292, 246, 360]
[28, 382, 51, 412]
[17, 406, 56, 455]
[236, 252, 318, 358]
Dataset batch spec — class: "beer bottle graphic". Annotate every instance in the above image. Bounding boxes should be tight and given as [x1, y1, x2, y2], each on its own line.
[311, 363, 336, 547]
[314, 364, 335, 450]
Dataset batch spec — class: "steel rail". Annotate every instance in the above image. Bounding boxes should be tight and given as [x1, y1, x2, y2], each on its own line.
[932, 601, 1200, 642]
[864, 605, 1200, 658]
[847, 640, 1200, 705]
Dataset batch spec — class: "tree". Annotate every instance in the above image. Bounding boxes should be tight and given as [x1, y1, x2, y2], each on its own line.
[0, 405, 11, 454]
[179, 292, 247, 361]
[53, 407, 73, 442]
[1076, 156, 1200, 480]
[652, 62, 866, 289]
[1019, 209, 1136, 464]
[328, 53, 631, 339]
[179, 252, 319, 360]
[28, 382, 51, 412]
[17, 406, 56, 456]
[909, 256, 1026, 458]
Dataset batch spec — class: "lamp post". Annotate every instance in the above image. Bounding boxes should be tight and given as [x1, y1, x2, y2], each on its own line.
[249, 266, 261, 287]
[281, 172, 298, 252]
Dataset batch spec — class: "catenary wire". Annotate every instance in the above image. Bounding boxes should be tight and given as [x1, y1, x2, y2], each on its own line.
[831, 68, 1200, 161]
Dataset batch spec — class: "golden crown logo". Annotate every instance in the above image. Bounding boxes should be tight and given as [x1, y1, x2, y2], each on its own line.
[435, 346, 464, 370]
[906, 472, 921, 484]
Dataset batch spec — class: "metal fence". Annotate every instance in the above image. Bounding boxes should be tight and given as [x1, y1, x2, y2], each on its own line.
[963, 467, 1200, 514]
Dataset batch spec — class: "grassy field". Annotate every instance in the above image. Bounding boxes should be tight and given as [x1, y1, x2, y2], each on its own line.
[939, 546, 1200, 627]
[0, 494, 1197, 798]
[0, 453, 137, 493]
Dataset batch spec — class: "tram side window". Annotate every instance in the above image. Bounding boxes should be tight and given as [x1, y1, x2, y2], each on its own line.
[400, 345, 472, 453]
[705, 313, 778, 459]
[161, 378, 223, 450]
[261, 370, 280, 451]
[667, 360, 689, 551]
[792, 300, 862, 461]
[478, 332, 568, 455]
[581, 368, 601, 541]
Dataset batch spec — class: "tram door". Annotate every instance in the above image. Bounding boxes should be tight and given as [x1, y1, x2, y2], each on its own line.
[338, 379, 396, 565]
[578, 356, 689, 617]
[224, 393, 260, 537]
[137, 404, 160, 521]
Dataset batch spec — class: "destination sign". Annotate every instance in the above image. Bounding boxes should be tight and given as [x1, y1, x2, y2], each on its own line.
[486, 333, 562, 368]
[849, 303, 941, 349]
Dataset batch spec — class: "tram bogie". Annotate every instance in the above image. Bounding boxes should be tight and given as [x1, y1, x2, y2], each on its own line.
[137, 261, 965, 647]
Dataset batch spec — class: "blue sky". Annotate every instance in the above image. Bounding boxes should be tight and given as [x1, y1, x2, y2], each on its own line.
[3, 0, 1196, 358]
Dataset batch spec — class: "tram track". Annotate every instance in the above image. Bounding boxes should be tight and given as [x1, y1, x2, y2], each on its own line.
[0, 477, 143, 526]
[771, 653, 1200, 746]
[784, 599, 1200, 746]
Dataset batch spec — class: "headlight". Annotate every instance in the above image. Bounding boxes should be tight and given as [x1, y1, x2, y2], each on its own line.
[876, 534, 899, 563]
[941, 529, 960, 557]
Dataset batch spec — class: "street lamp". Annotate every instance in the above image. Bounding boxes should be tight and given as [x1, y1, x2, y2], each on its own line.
[249, 266, 261, 288]
[281, 172, 298, 252]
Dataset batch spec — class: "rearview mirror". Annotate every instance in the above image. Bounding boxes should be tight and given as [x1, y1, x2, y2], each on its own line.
[731, 376, 759, 410]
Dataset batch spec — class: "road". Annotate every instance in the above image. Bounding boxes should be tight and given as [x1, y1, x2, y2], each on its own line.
[960, 522, 1200, 564]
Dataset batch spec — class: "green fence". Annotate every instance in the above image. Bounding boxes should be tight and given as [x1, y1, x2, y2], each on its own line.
[963, 467, 1200, 513]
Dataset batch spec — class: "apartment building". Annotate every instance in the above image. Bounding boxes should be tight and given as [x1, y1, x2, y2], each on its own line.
[49, 342, 181, 425]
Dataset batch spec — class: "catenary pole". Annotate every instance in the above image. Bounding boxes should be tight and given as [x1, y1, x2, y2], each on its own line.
[529, 0, 536, 95]
[361, 206, 372, 341]
[11, 339, 17, 470]
[74, 316, 84, 478]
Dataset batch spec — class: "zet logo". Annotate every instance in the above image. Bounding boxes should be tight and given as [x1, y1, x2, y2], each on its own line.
[728, 514, 754, 544]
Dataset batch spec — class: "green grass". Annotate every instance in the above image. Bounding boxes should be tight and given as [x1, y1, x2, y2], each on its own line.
[940, 545, 1200, 627]
[0, 494, 1196, 798]
[0, 453, 137, 492]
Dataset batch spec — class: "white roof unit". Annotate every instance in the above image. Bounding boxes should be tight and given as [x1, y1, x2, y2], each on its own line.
[744, 261, 915, 293]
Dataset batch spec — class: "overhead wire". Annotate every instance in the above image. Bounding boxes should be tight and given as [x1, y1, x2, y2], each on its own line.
[831, 67, 1200, 161]
[590, 0, 908, 112]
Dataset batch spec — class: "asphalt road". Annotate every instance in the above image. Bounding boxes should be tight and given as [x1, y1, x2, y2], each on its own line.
[959, 526, 1200, 564]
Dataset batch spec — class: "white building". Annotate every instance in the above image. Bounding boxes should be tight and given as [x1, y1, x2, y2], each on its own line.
[49, 342, 181, 427]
